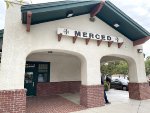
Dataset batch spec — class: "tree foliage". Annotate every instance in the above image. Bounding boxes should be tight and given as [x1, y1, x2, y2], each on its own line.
[5, 0, 22, 8]
[5, 0, 32, 8]
[101, 60, 128, 76]
[101, 56, 150, 77]
[146, 56, 150, 60]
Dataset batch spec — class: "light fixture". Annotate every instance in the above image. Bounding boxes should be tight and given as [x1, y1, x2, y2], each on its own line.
[137, 49, 143, 53]
[114, 23, 120, 28]
[66, 10, 73, 18]
[48, 51, 53, 53]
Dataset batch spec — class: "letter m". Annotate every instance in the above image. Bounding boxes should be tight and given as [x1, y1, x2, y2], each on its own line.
[75, 31, 81, 37]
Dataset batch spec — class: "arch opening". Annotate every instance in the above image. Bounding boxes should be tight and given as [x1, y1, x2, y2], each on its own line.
[100, 54, 137, 103]
[24, 49, 87, 112]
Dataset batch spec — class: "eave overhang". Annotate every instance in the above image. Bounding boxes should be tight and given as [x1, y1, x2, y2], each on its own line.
[21, 0, 150, 46]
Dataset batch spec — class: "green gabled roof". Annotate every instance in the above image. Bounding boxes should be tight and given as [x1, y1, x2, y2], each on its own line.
[97, 1, 150, 41]
[21, 0, 150, 41]
[21, 0, 100, 24]
[0, 29, 4, 39]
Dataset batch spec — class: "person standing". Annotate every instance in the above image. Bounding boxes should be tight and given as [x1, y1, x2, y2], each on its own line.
[101, 75, 111, 104]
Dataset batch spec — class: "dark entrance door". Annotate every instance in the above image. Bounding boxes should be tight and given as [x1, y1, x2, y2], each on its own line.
[25, 62, 50, 96]
[25, 62, 37, 96]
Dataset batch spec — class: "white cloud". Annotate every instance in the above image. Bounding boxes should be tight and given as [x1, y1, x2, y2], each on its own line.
[110, 0, 150, 31]
[0, 0, 150, 56]
[143, 40, 150, 57]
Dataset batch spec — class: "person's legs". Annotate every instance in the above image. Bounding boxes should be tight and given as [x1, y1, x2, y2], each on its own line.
[104, 90, 110, 104]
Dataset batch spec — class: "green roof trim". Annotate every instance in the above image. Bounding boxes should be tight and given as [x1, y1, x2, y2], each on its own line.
[106, 1, 149, 35]
[97, 1, 149, 41]
[0, 29, 4, 39]
[21, 0, 150, 41]
[21, 0, 100, 24]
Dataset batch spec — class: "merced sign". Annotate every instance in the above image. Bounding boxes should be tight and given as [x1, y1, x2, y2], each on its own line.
[57, 28, 124, 43]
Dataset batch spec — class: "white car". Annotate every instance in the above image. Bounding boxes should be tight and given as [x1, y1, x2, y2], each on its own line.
[111, 78, 129, 91]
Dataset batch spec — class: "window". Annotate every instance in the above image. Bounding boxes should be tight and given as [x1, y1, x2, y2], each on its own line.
[25, 62, 50, 83]
[37, 63, 49, 82]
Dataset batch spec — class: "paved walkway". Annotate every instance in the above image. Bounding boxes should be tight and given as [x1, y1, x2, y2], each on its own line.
[71, 89, 150, 113]
[27, 89, 150, 113]
[26, 95, 86, 113]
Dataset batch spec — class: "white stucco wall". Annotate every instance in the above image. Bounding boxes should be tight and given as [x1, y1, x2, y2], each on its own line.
[27, 52, 81, 82]
[0, 3, 147, 90]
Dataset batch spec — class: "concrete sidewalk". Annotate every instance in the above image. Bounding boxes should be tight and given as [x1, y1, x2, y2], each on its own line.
[71, 89, 150, 113]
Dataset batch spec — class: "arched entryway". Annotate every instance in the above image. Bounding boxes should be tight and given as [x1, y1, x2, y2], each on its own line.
[100, 54, 149, 101]
[24, 50, 87, 113]
[100, 55, 130, 104]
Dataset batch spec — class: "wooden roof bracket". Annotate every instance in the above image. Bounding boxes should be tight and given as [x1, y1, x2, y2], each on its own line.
[97, 40, 102, 46]
[73, 36, 77, 43]
[26, 11, 32, 32]
[58, 33, 62, 41]
[133, 36, 150, 46]
[85, 38, 90, 45]
[108, 41, 113, 47]
[90, 0, 105, 17]
[118, 42, 124, 48]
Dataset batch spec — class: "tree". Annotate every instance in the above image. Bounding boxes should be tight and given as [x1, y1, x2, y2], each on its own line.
[147, 56, 150, 60]
[101, 60, 128, 76]
[5, 0, 22, 8]
[101, 62, 116, 76]
[5, 0, 32, 8]
[115, 61, 128, 75]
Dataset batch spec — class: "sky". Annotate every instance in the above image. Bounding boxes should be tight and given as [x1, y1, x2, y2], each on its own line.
[0, 0, 150, 57]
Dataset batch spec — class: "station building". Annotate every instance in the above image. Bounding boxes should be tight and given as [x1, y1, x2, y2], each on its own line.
[0, 0, 150, 112]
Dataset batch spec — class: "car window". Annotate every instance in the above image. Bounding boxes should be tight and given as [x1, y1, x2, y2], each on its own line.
[114, 79, 119, 82]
